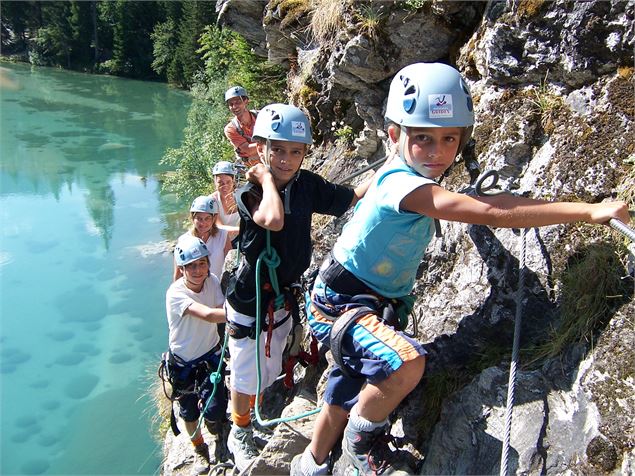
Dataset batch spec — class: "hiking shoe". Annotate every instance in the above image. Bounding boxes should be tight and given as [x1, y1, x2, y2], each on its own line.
[192, 442, 210, 475]
[341, 424, 409, 475]
[227, 424, 259, 472]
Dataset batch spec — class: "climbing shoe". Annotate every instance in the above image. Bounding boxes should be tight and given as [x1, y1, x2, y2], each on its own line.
[192, 442, 210, 475]
[341, 424, 410, 475]
[227, 424, 259, 472]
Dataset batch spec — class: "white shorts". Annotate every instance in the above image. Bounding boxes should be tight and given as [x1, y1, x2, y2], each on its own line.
[226, 302, 293, 395]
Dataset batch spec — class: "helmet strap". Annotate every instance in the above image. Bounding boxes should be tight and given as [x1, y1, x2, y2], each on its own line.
[264, 139, 271, 167]
[398, 125, 409, 165]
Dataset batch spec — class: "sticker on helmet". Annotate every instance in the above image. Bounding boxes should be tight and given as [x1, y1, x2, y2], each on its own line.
[191, 247, 202, 259]
[428, 94, 454, 119]
[291, 121, 306, 137]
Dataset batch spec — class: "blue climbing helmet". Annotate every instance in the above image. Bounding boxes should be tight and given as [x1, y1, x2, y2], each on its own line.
[212, 161, 236, 176]
[252, 103, 313, 145]
[385, 62, 474, 161]
[225, 86, 248, 102]
[174, 236, 209, 267]
[190, 195, 219, 215]
[385, 62, 474, 129]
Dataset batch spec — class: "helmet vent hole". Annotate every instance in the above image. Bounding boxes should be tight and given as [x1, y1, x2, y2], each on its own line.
[403, 98, 416, 113]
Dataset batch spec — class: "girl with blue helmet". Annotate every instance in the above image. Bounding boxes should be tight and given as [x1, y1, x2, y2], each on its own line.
[292, 63, 630, 476]
[165, 235, 228, 470]
[224, 103, 376, 472]
[173, 195, 232, 283]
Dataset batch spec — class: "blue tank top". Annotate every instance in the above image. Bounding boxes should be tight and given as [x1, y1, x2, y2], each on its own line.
[333, 158, 437, 297]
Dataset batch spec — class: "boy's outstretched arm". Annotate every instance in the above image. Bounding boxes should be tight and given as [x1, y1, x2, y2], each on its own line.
[401, 184, 630, 228]
[246, 163, 285, 231]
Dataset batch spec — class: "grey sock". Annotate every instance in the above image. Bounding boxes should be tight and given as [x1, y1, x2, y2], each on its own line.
[348, 404, 388, 432]
[300, 447, 328, 476]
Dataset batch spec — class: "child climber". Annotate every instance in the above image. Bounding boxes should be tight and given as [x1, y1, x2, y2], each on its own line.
[211, 161, 240, 229]
[291, 62, 630, 476]
[173, 195, 231, 282]
[224, 103, 375, 471]
[165, 236, 228, 473]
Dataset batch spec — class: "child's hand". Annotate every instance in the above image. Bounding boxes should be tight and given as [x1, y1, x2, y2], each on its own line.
[246, 163, 273, 186]
[589, 200, 630, 225]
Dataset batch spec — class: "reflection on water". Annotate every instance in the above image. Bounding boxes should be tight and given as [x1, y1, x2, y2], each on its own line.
[0, 62, 193, 474]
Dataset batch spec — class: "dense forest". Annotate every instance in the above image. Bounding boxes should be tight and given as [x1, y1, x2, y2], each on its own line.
[2, 0, 214, 86]
[1, 0, 287, 198]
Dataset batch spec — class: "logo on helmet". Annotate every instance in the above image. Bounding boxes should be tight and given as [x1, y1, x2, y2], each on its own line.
[429, 94, 453, 118]
[291, 121, 306, 138]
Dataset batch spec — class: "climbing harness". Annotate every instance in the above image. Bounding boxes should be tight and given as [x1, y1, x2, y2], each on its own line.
[157, 341, 228, 438]
[312, 252, 417, 377]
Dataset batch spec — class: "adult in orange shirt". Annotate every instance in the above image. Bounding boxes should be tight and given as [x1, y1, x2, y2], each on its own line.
[223, 86, 260, 167]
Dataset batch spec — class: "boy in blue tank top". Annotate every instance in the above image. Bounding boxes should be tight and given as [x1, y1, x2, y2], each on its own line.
[291, 63, 630, 476]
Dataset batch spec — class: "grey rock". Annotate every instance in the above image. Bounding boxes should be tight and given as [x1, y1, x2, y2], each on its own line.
[216, 0, 267, 57]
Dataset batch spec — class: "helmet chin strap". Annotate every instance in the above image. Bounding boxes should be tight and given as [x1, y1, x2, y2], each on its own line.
[399, 125, 426, 176]
[398, 125, 408, 164]
[264, 139, 271, 167]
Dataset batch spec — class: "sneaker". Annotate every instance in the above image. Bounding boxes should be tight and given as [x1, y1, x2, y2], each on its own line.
[227, 424, 259, 472]
[341, 424, 409, 475]
[192, 442, 210, 475]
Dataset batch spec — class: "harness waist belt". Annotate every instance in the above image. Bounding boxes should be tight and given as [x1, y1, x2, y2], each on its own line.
[318, 252, 371, 296]
[169, 343, 221, 368]
[227, 313, 291, 340]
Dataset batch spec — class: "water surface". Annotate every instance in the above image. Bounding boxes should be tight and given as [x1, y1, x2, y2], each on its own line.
[1, 62, 193, 475]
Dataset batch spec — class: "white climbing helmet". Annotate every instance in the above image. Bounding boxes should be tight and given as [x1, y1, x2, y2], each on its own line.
[174, 236, 209, 267]
[385, 62, 474, 130]
[189, 195, 219, 215]
[212, 161, 236, 176]
[252, 103, 312, 145]
[225, 86, 248, 102]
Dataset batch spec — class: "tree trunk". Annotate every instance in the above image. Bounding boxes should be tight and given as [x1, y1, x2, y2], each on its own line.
[91, 1, 98, 62]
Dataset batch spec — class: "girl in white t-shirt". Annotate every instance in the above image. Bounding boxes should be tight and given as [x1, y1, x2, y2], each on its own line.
[173, 195, 231, 282]
[166, 236, 228, 468]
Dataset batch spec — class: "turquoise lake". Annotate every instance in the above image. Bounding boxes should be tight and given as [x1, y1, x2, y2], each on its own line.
[0, 62, 194, 475]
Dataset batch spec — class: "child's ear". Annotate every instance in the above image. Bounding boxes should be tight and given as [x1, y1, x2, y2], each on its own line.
[256, 141, 265, 157]
[387, 124, 400, 144]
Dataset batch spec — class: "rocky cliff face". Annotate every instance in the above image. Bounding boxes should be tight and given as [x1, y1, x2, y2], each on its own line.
[164, 1, 634, 474]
